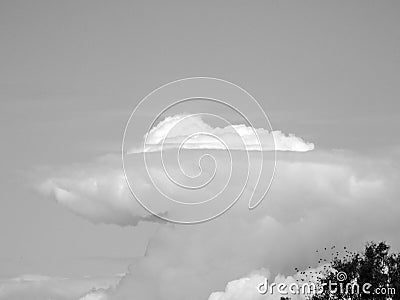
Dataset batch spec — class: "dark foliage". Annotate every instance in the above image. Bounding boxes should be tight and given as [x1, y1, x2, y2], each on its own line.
[312, 242, 399, 300]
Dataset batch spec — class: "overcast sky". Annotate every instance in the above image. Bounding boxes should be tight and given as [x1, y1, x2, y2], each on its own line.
[0, 1, 399, 299]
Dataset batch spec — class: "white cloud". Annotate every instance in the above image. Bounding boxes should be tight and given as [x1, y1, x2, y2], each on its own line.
[34, 150, 400, 300]
[208, 269, 270, 300]
[0, 274, 121, 300]
[79, 289, 109, 300]
[35, 116, 313, 225]
[105, 151, 399, 300]
[35, 154, 162, 226]
[129, 114, 315, 153]
[209, 266, 329, 300]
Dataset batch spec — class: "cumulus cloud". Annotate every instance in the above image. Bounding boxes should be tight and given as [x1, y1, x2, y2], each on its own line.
[34, 149, 400, 300]
[129, 114, 315, 153]
[79, 289, 109, 300]
[0, 274, 121, 300]
[35, 115, 313, 225]
[209, 265, 329, 300]
[208, 269, 270, 300]
[35, 154, 164, 226]
[105, 151, 399, 300]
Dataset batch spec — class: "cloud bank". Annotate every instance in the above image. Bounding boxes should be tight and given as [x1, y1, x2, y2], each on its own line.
[129, 114, 315, 153]
[34, 149, 400, 300]
[0, 274, 122, 300]
[35, 154, 161, 226]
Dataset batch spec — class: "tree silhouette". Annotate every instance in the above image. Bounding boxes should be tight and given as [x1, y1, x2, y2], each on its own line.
[313, 242, 399, 300]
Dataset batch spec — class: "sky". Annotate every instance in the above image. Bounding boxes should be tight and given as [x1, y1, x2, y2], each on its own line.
[0, 1, 400, 299]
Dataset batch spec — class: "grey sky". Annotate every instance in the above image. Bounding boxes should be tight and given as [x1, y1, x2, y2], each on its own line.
[0, 1, 399, 299]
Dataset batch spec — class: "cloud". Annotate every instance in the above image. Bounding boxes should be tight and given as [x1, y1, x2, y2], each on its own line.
[209, 266, 328, 300]
[35, 154, 164, 226]
[106, 151, 399, 300]
[79, 289, 109, 300]
[35, 115, 314, 225]
[208, 269, 270, 300]
[129, 114, 315, 153]
[0, 274, 121, 300]
[34, 149, 400, 300]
